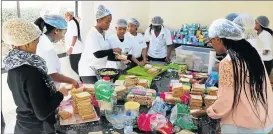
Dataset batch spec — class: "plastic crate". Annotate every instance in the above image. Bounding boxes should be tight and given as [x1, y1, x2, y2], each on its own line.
[174, 45, 211, 72]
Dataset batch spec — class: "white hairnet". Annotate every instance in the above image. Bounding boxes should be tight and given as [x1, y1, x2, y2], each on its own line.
[96, 5, 111, 20]
[233, 13, 258, 40]
[151, 16, 163, 26]
[116, 19, 127, 28]
[65, 8, 74, 17]
[225, 13, 238, 21]
[256, 16, 269, 28]
[127, 18, 140, 28]
[209, 19, 244, 40]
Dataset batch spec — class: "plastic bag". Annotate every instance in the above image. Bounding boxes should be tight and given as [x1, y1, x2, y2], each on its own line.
[150, 114, 168, 131]
[94, 80, 115, 102]
[170, 103, 190, 124]
[157, 121, 174, 134]
[205, 71, 219, 89]
[174, 114, 197, 131]
[137, 113, 153, 132]
[148, 97, 169, 116]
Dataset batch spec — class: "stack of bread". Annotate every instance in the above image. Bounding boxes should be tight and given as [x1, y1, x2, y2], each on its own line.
[190, 94, 203, 110]
[124, 75, 139, 88]
[127, 89, 156, 107]
[172, 83, 184, 97]
[83, 84, 95, 96]
[164, 92, 181, 105]
[191, 84, 205, 95]
[73, 92, 96, 120]
[115, 85, 127, 100]
[194, 73, 208, 79]
[137, 79, 149, 88]
[204, 95, 217, 108]
[71, 87, 84, 96]
[207, 86, 218, 96]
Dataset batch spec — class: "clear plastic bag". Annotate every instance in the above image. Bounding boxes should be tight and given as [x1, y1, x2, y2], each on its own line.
[148, 97, 169, 116]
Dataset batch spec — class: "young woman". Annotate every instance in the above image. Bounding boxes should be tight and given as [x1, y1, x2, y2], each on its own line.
[225, 13, 238, 21]
[64, 9, 84, 76]
[34, 15, 79, 88]
[255, 16, 273, 75]
[126, 18, 148, 68]
[106, 19, 133, 70]
[193, 19, 273, 133]
[78, 5, 121, 84]
[3, 18, 68, 134]
[144, 16, 172, 62]
[233, 13, 263, 57]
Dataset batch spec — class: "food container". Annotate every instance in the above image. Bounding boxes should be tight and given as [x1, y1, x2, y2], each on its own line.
[125, 101, 140, 114]
[96, 68, 120, 82]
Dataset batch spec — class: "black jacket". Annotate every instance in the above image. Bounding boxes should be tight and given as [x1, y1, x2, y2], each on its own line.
[7, 65, 63, 124]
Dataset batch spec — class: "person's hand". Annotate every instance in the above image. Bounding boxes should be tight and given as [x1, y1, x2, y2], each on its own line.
[71, 79, 79, 88]
[59, 88, 69, 96]
[165, 57, 170, 62]
[67, 47, 73, 55]
[191, 109, 207, 118]
[122, 60, 131, 65]
[214, 63, 220, 72]
[113, 48, 122, 54]
[138, 61, 146, 66]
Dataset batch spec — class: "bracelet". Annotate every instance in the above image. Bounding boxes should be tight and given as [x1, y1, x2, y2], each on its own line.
[70, 46, 74, 48]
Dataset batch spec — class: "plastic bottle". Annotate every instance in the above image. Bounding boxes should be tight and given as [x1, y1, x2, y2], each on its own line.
[124, 111, 133, 134]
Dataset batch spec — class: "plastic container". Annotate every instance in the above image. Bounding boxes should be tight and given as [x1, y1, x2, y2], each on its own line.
[124, 111, 133, 134]
[105, 105, 126, 129]
[174, 45, 211, 72]
[125, 101, 140, 114]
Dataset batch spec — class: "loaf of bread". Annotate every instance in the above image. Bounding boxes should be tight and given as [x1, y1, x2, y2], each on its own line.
[172, 83, 184, 97]
[207, 86, 218, 96]
[137, 79, 148, 88]
[190, 94, 203, 110]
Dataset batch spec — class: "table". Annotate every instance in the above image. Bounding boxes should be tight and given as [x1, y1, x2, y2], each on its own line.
[56, 69, 220, 134]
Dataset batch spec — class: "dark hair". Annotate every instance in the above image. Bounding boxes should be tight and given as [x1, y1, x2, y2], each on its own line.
[34, 17, 55, 35]
[222, 38, 268, 125]
[262, 26, 273, 36]
[149, 24, 164, 34]
[72, 17, 82, 41]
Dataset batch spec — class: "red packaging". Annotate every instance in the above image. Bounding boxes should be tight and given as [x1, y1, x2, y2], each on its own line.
[180, 92, 190, 104]
[157, 121, 174, 134]
[137, 113, 153, 132]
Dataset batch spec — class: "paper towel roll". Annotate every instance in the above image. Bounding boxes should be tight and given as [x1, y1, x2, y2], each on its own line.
[208, 50, 216, 74]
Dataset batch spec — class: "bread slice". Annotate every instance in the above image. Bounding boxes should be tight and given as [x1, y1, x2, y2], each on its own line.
[204, 95, 217, 101]
[59, 110, 72, 120]
[83, 84, 95, 92]
[114, 80, 125, 86]
[137, 79, 148, 88]
[190, 94, 202, 100]
[115, 86, 126, 94]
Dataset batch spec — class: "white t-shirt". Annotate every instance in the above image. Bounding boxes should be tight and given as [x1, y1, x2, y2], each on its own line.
[144, 26, 172, 58]
[65, 20, 84, 54]
[36, 34, 61, 88]
[78, 27, 111, 76]
[107, 34, 133, 55]
[259, 30, 273, 61]
[126, 32, 147, 58]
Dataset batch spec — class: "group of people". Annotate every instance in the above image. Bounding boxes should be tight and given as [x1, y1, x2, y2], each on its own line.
[2, 4, 273, 134]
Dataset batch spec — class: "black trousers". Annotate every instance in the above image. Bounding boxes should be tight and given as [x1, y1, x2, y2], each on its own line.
[14, 121, 55, 134]
[264, 60, 273, 76]
[148, 56, 166, 62]
[80, 76, 98, 84]
[69, 53, 81, 75]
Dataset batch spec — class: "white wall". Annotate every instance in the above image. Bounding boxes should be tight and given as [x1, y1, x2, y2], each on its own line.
[78, 1, 273, 41]
[149, 1, 273, 31]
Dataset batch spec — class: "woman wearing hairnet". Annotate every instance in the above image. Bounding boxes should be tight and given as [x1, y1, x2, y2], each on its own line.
[233, 13, 263, 57]
[78, 5, 121, 84]
[34, 15, 79, 89]
[126, 18, 148, 68]
[3, 19, 68, 134]
[64, 9, 84, 77]
[192, 19, 273, 133]
[255, 16, 273, 75]
[225, 13, 238, 21]
[106, 19, 133, 70]
[144, 16, 172, 62]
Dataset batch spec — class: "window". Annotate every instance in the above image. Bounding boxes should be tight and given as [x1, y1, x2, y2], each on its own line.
[19, 1, 76, 54]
